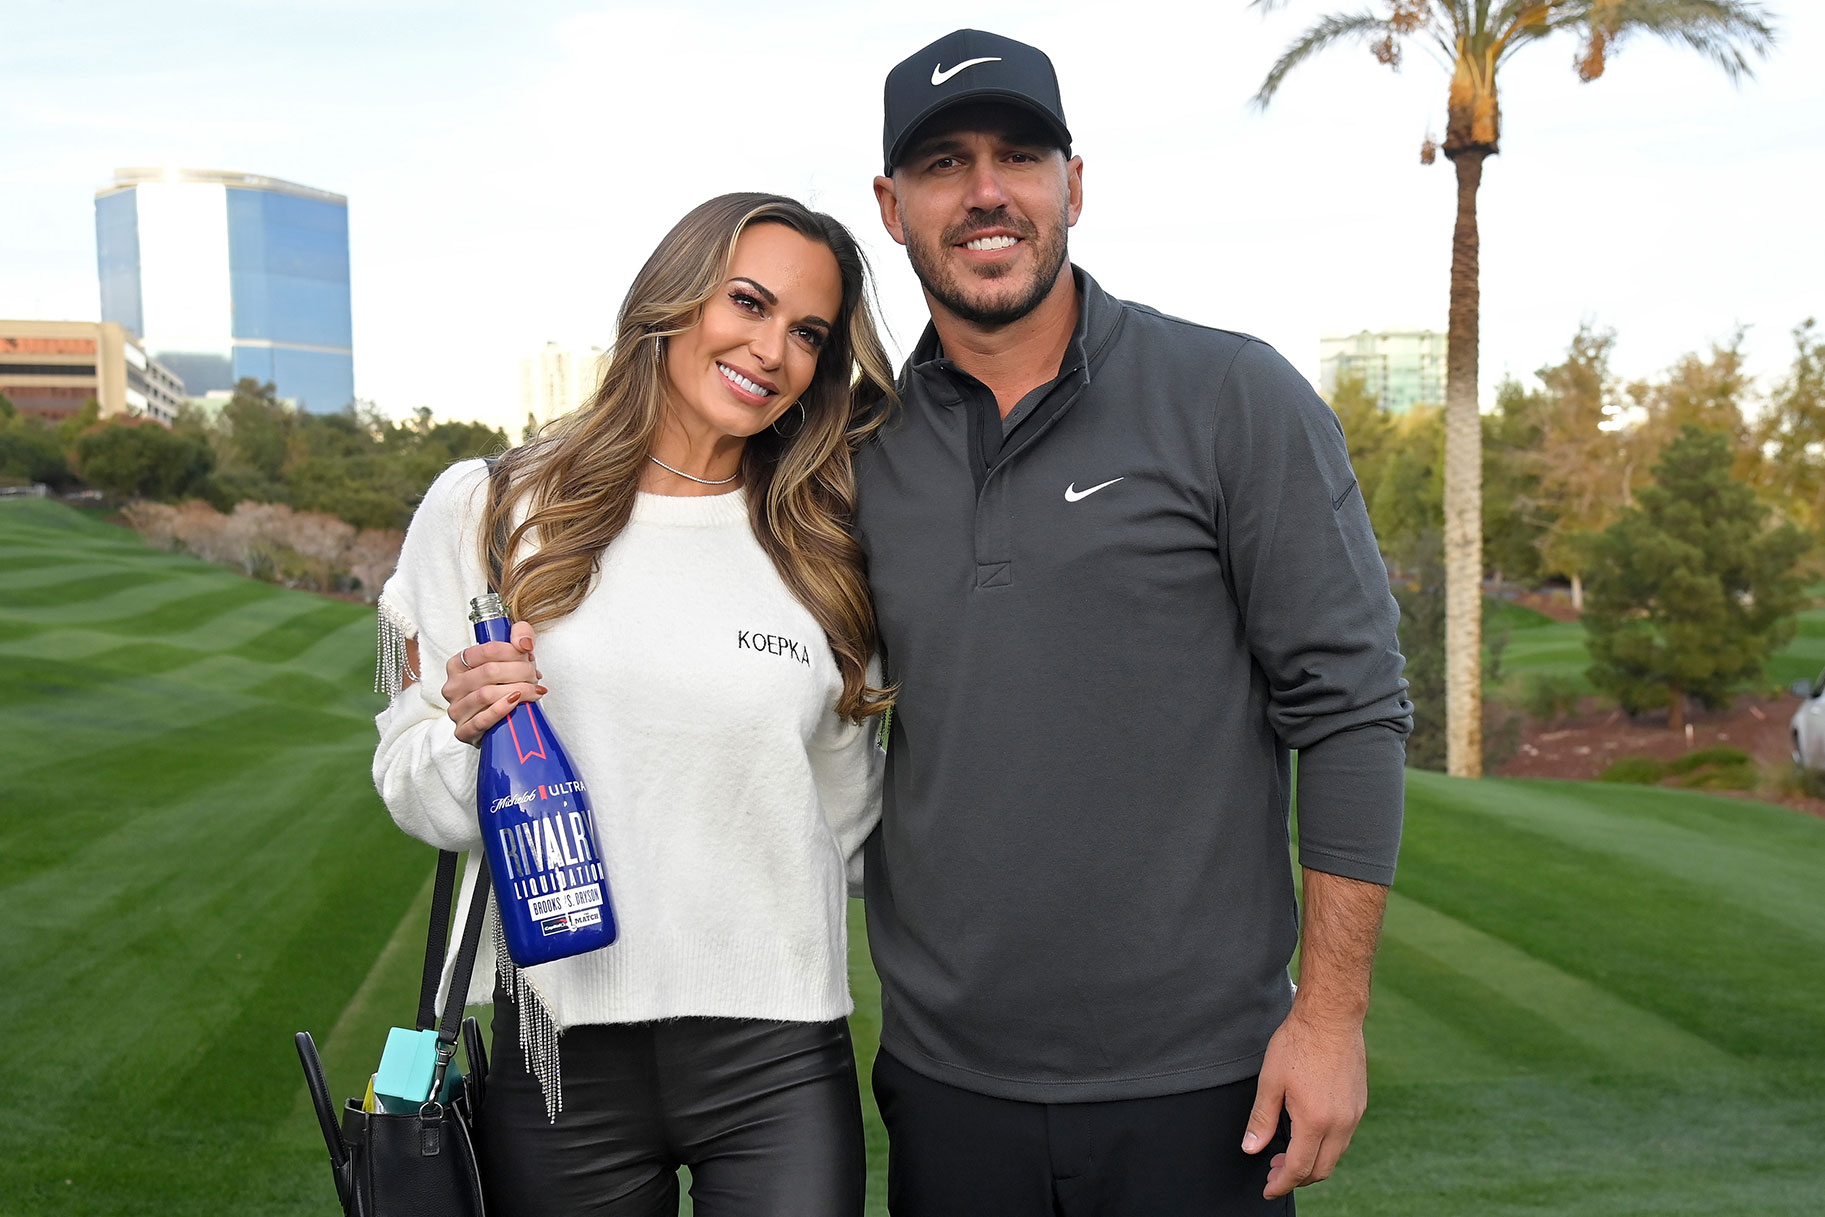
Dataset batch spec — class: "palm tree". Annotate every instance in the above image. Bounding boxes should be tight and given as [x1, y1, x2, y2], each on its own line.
[1251, 1, 1774, 778]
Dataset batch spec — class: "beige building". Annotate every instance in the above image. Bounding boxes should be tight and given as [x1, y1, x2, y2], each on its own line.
[0, 320, 186, 425]
[518, 341, 606, 434]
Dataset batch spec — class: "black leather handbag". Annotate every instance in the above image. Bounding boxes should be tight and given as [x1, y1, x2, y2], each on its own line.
[296, 852, 493, 1216]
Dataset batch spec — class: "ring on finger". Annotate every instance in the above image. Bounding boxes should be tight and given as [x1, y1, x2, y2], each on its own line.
[458, 646, 473, 670]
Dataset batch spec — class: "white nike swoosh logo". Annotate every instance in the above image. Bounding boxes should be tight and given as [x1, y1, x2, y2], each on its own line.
[1064, 478, 1124, 503]
[931, 57, 1001, 86]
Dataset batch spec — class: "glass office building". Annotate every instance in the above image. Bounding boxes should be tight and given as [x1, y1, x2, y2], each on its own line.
[95, 168, 354, 412]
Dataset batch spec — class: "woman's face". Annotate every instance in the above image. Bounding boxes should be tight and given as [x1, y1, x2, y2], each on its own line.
[664, 222, 844, 444]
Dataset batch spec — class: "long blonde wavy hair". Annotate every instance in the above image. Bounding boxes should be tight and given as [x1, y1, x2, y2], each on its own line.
[480, 193, 897, 721]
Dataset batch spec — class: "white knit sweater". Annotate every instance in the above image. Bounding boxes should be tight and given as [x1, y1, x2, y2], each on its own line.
[372, 459, 881, 1032]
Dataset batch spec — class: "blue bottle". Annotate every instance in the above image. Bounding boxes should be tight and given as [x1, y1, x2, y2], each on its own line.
[470, 593, 618, 966]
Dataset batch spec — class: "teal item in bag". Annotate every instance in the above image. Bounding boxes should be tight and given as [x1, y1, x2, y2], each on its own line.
[375, 1027, 442, 1110]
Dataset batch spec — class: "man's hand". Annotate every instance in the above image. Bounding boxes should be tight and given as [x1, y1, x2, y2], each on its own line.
[1243, 1005, 1368, 1198]
[1241, 867, 1387, 1199]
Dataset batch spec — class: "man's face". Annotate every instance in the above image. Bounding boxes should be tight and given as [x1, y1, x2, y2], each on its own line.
[875, 105, 1083, 330]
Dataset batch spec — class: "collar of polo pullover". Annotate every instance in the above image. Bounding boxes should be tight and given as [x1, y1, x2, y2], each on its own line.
[905, 266, 1124, 404]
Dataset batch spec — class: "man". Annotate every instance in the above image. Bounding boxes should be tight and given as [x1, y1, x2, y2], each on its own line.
[851, 28, 1413, 1216]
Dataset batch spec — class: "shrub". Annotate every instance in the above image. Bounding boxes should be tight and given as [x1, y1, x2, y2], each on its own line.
[1666, 747, 1758, 791]
[120, 501, 182, 550]
[1600, 756, 1667, 784]
[1521, 673, 1585, 724]
[172, 500, 237, 565]
[0, 418, 73, 487]
[346, 528, 405, 603]
[1665, 746, 1752, 775]
[1484, 695, 1524, 770]
[73, 419, 213, 500]
[1773, 764, 1825, 801]
[1600, 748, 1758, 792]
[120, 496, 402, 600]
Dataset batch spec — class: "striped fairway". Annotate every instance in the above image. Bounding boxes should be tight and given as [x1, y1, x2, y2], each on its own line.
[5, 498, 1824, 1216]
[1324, 771, 1825, 1215]
[0, 500, 426, 1216]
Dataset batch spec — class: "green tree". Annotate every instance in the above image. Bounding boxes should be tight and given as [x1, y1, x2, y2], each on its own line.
[1583, 425, 1810, 733]
[0, 416, 73, 487]
[0, 391, 14, 420]
[1755, 319, 1825, 532]
[1635, 331, 1753, 452]
[182, 386, 507, 531]
[56, 398, 101, 450]
[1526, 324, 1638, 606]
[219, 379, 294, 489]
[1483, 377, 1549, 589]
[1252, 0, 1775, 777]
[1368, 404, 1445, 573]
[1393, 529, 1448, 771]
[73, 420, 215, 501]
[418, 418, 506, 464]
[1327, 373, 1391, 474]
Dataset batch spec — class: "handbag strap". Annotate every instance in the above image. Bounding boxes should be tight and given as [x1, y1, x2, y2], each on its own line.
[439, 863, 492, 1044]
[415, 851, 462, 1031]
[408, 854, 493, 1079]
[429, 863, 493, 1105]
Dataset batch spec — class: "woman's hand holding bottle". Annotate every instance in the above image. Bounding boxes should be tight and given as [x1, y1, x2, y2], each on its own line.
[441, 620, 545, 745]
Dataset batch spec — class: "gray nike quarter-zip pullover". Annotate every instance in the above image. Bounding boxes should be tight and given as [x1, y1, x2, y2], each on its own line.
[854, 268, 1413, 1104]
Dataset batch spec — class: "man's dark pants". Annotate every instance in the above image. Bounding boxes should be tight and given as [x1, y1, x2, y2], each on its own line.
[873, 1049, 1294, 1216]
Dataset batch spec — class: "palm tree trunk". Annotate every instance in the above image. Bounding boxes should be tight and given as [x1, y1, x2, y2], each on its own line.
[1444, 148, 1488, 779]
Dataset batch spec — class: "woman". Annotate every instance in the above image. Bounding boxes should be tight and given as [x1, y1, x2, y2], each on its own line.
[371, 193, 896, 1217]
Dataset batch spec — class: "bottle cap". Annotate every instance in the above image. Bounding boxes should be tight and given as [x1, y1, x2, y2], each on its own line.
[469, 593, 507, 623]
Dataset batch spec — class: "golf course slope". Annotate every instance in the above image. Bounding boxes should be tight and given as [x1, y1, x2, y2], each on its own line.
[4, 498, 1823, 1216]
[0, 498, 426, 1216]
[1338, 770, 1825, 1215]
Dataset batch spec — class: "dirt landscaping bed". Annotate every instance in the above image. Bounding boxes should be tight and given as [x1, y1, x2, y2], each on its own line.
[1495, 691, 1825, 817]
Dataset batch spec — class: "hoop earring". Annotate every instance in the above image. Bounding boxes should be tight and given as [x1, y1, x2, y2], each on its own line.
[772, 400, 806, 438]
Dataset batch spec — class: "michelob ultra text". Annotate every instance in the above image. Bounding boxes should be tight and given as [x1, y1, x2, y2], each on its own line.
[470, 593, 618, 966]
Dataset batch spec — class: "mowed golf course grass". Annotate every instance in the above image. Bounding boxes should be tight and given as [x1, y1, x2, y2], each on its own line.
[0, 498, 431, 1216]
[4, 498, 1824, 1216]
[1489, 590, 1825, 698]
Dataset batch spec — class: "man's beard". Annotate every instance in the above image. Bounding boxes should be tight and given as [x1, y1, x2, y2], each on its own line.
[905, 206, 1070, 330]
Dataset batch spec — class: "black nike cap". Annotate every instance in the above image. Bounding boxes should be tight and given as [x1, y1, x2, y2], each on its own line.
[882, 29, 1072, 175]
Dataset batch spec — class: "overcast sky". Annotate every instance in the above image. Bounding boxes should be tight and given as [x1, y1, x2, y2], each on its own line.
[4, 1, 1820, 434]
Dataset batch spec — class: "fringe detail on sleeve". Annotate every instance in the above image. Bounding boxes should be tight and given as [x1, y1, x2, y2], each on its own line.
[375, 596, 420, 696]
[495, 917, 565, 1121]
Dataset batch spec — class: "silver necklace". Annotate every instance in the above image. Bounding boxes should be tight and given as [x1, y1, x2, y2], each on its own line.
[648, 455, 739, 486]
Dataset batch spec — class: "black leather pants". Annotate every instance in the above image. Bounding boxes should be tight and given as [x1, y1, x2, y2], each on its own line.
[476, 993, 865, 1217]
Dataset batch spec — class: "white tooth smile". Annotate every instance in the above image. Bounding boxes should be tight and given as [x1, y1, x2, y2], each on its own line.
[964, 235, 1019, 251]
[719, 363, 774, 397]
